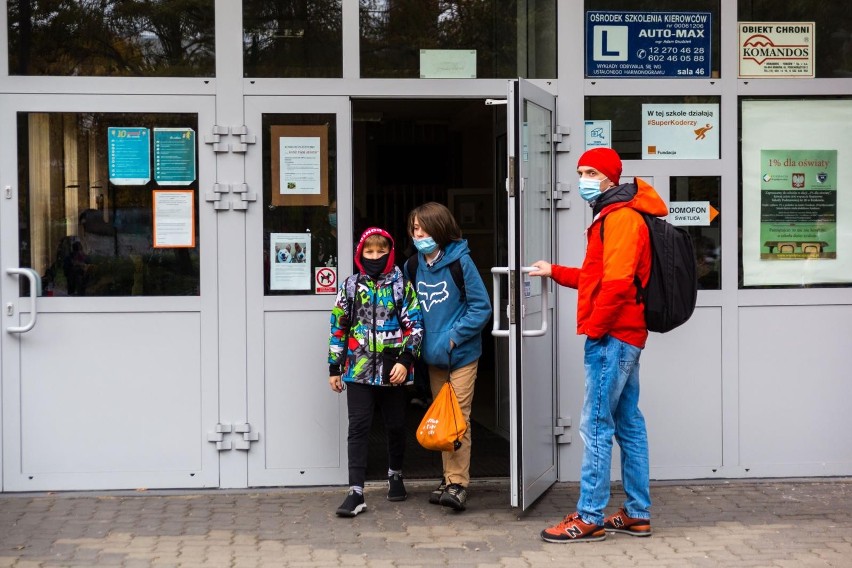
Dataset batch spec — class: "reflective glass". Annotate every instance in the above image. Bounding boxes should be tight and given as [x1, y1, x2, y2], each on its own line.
[18, 112, 201, 296]
[243, 0, 342, 78]
[262, 114, 338, 295]
[671, 176, 721, 290]
[359, 0, 556, 79]
[7, 0, 215, 77]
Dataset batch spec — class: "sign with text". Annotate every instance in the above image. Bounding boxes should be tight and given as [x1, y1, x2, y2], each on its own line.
[108, 127, 150, 185]
[668, 201, 719, 226]
[586, 11, 711, 78]
[642, 103, 719, 159]
[738, 22, 814, 78]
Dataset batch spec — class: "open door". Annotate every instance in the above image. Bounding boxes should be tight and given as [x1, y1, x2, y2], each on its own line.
[492, 80, 558, 510]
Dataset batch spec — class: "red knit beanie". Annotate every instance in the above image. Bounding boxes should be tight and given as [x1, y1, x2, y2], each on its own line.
[577, 147, 622, 184]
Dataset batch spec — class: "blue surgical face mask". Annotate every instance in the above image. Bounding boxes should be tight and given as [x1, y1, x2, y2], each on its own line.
[328, 213, 337, 228]
[578, 178, 604, 202]
[413, 236, 438, 255]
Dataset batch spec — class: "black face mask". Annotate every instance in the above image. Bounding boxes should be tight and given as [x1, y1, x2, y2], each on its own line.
[361, 253, 389, 278]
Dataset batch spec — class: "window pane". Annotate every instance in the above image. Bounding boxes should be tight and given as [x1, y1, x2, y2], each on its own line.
[19, 112, 201, 297]
[262, 114, 338, 295]
[585, 95, 721, 159]
[243, 0, 342, 78]
[7, 0, 215, 77]
[671, 176, 721, 290]
[738, 2, 852, 78]
[359, 0, 556, 79]
[586, 0, 720, 78]
[739, 97, 851, 288]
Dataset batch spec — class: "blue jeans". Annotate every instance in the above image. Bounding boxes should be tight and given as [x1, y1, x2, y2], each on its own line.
[577, 335, 650, 526]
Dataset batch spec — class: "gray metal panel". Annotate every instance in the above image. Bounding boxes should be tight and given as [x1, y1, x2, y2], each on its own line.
[8, 312, 216, 490]
[739, 305, 852, 477]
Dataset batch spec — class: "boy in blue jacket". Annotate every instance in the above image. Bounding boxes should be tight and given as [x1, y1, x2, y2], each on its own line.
[405, 202, 492, 511]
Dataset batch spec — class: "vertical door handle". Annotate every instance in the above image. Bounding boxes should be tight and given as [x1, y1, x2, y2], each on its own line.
[520, 267, 548, 337]
[6, 268, 41, 333]
[490, 267, 509, 337]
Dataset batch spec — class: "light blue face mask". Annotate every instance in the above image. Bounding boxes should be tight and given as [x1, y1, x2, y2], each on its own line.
[413, 236, 438, 254]
[328, 213, 337, 228]
[578, 178, 603, 202]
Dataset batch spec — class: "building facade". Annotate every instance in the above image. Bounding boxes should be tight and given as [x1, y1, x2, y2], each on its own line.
[1, 1, 850, 508]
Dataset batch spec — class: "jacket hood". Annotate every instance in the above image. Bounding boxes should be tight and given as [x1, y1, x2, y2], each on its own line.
[594, 177, 668, 220]
[354, 227, 396, 274]
[433, 239, 470, 267]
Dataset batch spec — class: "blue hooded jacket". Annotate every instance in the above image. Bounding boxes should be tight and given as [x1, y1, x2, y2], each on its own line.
[404, 239, 492, 370]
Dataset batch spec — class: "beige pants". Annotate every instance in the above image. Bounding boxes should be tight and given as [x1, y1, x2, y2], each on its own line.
[428, 360, 478, 487]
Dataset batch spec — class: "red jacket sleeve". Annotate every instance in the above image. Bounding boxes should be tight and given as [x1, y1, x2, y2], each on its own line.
[550, 264, 580, 289]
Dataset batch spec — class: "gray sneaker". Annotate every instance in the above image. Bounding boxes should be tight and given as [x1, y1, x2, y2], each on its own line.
[439, 483, 467, 511]
[429, 479, 447, 504]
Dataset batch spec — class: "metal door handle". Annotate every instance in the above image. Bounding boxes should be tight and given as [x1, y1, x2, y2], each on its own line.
[520, 267, 548, 337]
[6, 268, 41, 333]
[490, 267, 509, 337]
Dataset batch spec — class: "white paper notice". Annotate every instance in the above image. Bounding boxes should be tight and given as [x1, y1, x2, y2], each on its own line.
[270, 232, 312, 290]
[153, 190, 195, 248]
[280, 137, 321, 195]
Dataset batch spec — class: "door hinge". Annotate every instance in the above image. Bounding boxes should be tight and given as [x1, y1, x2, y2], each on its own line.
[205, 183, 231, 211]
[233, 423, 260, 450]
[4, 185, 11, 199]
[231, 183, 258, 211]
[554, 182, 571, 209]
[207, 423, 233, 451]
[508, 157, 516, 197]
[204, 125, 230, 153]
[553, 416, 572, 444]
[553, 125, 571, 153]
[229, 126, 257, 153]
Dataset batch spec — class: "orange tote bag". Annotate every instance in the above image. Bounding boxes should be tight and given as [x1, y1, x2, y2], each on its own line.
[416, 380, 467, 452]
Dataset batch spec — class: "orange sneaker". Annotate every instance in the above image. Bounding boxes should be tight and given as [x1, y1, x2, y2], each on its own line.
[540, 512, 606, 543]
[603, 508, 652, 537]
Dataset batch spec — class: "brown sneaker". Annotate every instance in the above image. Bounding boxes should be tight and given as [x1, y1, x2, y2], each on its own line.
[540, 512, 606, 543]
[603, 508, 652, 537]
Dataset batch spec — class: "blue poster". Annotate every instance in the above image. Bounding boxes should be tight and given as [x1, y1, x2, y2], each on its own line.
[586, 11, 711, 78]
[154, 128, 197, 186]
[108, 127, 151, 185]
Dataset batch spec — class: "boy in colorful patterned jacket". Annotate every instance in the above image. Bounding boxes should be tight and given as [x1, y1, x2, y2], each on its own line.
[328, 227, 423, 517]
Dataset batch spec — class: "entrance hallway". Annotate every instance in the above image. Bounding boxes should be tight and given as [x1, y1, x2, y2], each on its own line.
[1, 478, 849, 567]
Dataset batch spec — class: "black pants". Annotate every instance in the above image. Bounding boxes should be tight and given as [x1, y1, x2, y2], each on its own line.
[346, 382, 407, 487]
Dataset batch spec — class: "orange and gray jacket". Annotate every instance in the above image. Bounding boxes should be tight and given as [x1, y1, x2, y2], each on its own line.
[549, 178, 668, 348]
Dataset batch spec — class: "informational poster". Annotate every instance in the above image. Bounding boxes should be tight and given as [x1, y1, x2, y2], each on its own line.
[738, 22, 814, 78]
[154, 128, 196, 186]
[759, 149, 836, 259]
[642, 103, 719, 159]
[108, 127, 150, 185]
[585, 11, 711, 78]
[271, 125, 329, 207]
[584, 120, 612, 150]
[420, 49, 477, 78]
[270, 232, 311, 290]
[742, 99, 852, 286]
[152, 190, 195, 248]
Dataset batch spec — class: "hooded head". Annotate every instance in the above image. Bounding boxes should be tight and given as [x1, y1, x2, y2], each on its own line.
[577, 147, 622, 185]
[354, 227, 396, 276]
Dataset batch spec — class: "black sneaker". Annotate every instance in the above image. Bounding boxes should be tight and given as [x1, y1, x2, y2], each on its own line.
[335, 490, 366, 517]
[429, 479, 447, 505]
[439, 483, 467, 511]
[387, 473, 407, 501]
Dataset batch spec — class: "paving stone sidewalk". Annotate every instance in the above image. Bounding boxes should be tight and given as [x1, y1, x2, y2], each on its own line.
[1, 478, 850, 567]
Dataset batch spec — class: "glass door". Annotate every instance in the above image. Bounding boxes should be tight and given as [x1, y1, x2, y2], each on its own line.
[496, 79, 558, 510]
[0, 94, 219, 491]
[243, 96, 352, 486]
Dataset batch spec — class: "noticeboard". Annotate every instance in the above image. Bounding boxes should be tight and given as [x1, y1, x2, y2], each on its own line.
[586, 11, 712, 78]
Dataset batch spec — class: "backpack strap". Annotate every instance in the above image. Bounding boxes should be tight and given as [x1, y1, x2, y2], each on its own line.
[344, 274, 358, 326]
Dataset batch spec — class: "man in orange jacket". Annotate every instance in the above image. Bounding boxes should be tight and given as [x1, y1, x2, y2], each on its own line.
[531, 147, 667, 543]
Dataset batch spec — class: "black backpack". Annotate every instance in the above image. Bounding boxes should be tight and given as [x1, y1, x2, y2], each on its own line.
[404, 254, 466, 302]
[601, 211, 697, 333]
